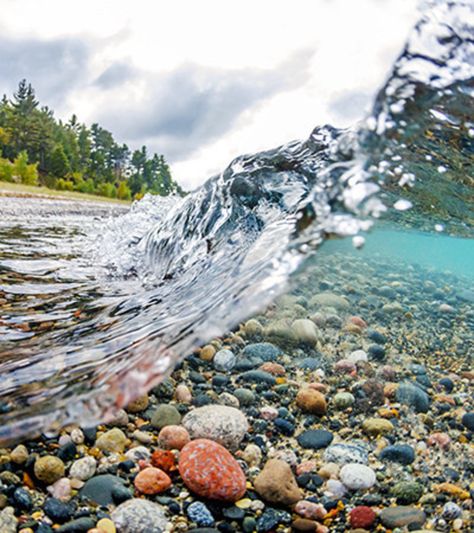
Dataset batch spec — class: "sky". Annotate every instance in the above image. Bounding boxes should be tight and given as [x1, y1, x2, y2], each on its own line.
[0, 0, 419, 190]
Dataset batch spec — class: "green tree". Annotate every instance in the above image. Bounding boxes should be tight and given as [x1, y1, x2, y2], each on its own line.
[117, 180, 132, 200]
[0, 157, 13, 182]
[49, 144, 70, 177]
[13, 151, 38, 185]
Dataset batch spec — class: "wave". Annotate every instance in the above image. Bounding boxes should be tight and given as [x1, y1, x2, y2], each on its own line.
[0, 0, 472, 443]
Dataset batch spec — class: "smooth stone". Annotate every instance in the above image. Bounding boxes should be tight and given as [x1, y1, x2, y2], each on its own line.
[380, 444, 415, 465]
[237, 370, 276, 385]
[95, 428, 127, 453]
[34, 455, 65, 485]
[333, 392, 355, 409]
[291, 319, 321, 344]
[10, 444, 28, 464]
[392, 481, 423, 504]
[69, 456, 96, 481]
[324, 443, 368, 465]
[362, 417, 394, 436]
[213, 349, 236, 371]
[56, 517, 96, 532]
[296, 357, 322, 370]
[43, 498, 74, 523]
[396, 382, 430, 412]
[0, 508, 17, 533]
[256, 508, 292, 532]
[233, 388, 256, 406]
[310, 292, 350, 310]
[254, 459, 302, 505]
[339, 464, 376, 490]
[296, 388, 327, 415]
[150, 405, 182, 429]
[368, 344, 385, 360]
[367, 329, 387, 344]
[297, 429, 334, 449]
[380, 506, 426, 529]
[461, 412, 474, 431]
[79, 475, 126, 506]
[111, 498, 168, 533]
[182, 405, 248, 449]
[242, 342, 282, 361]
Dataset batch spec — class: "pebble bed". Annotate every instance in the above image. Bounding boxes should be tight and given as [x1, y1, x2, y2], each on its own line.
[0, 250, 472, 533]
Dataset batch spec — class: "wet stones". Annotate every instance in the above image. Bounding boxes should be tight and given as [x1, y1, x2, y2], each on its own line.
[69, 456, 96, 481]
[380, 444, 415, 465]
[34, 455, 65, 485]
[242, 342, 281, 361]
[213, 349, 236, 371]
[324, 443, 369, 465]
[10, 444, 28, 464]
[79, 474, 126, 506]
[396, 382, 431, 412]
[296, 429, 334, 449]
[126, 394, 149, 413]
[339, 464, 376, 490]
[253, 459, 302, 505]
[150, 405, 182, 429]
[291, 319, 320, 344]
[0, 507, 17, 533]
[362, 417, 394, 437]
[178, 439, 246, 502]
[392, 481, 423, 504]
[310, 292, 349, 310]
[461, 412, 474, 431]
[182, 404, 248, 449]
[111, 498, 168, 533]
[349, 506, 377, 529]
[95, 428, 127, 453]
[134, 467, 172, 495]
[157, 425, 190, 450]
[295, 388, 327, 415]
[237, 370, 276, 386]
[333, 392, 355, 409]
[379, 506, 426, 529]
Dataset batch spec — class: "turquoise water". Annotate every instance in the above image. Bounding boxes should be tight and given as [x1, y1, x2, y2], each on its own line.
[324, 228, 474, 280]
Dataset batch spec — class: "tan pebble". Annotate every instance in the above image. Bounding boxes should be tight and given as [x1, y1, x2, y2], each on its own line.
[296, 388, 327, 415]
[200, 345, 216, 361]
[175, 384, 192, 403]
[10, 444, 28, 464]
[452, 518, 463, 530]
[96, 518, 116, 533]
[235, 498, 252, 509]
[318, 462, 339, 479]
[362, 417, 394, 436]
[243, 319, 263, 337]
[126, 395, 149, 413]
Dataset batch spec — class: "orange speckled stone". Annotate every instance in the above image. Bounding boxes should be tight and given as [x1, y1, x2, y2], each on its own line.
[178, 439, 246, 502]
[134, 467, 172, 495]
[151, 449, 177, 473]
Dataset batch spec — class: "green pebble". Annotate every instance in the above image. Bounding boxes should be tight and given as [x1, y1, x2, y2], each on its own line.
[391, 481, 423, 504]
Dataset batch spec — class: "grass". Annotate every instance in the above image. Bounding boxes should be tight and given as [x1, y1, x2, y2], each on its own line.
[0, 180, 131, 205]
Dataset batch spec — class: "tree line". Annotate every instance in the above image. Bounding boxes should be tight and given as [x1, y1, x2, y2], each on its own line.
[0, 80, 184, 200]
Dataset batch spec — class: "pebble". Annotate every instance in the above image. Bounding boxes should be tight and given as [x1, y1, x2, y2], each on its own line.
[391, 481, 423, 503]
[79, 474, 126, 506]
[134, 467, 172, 495]
[238, 370, 276, 385]
[349, 506, 377, 529]
[461, 411, 474, 431]
[96, 518, 116, 533]
[254, 458, 302, 505]
[347, 349, 368, 363]
[294, 500, 326, 520]
[296, 388, 327, 415]
[339, 463, 376, 490]
[333, 392, 355, 409]
[0, 507, 17, 533]
[291, 318, 321, 344]
[362, 417, 394, 436]
[175, 384, 192, 403]
[179, 439, 246, 502]
[95, 428, 127, 453]
[182, 404, 248, 449]
[297, 429, 334, 449]
[69, 456, 97, 481]
[242, 342, 281, 361]
[125, 445, 151, 462]
[310, 292, 349, 309]
[126, 394, 149, 413]
[396, 382, 430, 412]
[213, 349, 236, 371]
[34, 455, 66, 485]
[150, 404, 182, 429]
[10, 444, 28, 464]
[379, 506, 426, 529]
[111, 498, 169, 533]
[324, 443, 368, 465]
[47, 478, 72, 501]
[44, 498, 74, 523]
[380, 444, 415, 465]
[158, 425, 190, 450]
[186, 501, 215, 527]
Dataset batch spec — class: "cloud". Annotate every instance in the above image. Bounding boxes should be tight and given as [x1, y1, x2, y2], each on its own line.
[94, 62, 138, 89]
[328, 90, 373, 123]
[0, 34, 90, 106]
[96, 49, 314, 161]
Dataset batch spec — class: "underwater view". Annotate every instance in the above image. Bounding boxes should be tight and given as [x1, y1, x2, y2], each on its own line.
[0, 0, 473, 532]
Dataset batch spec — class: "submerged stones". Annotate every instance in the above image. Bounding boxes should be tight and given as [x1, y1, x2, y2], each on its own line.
[182, 404, 248, 449]
[295, 388, 327, 415]
[362, 417, 394, 436]
[324, 443, 368, 465]
[396, 382, 431, 412]
[95, 428, 127, 453]
[380, 506, 426, 529]
[296, 429, 333, 449]
[213, 349, 236, 371]
[151, 404, 182, 429]
[339, 463, 376, 490]
[380, 444, 415, 465]
[310, 292, 349, 310]
[111, 498, 168, 533]
[179, 439, 246, 502]
[134, 467, 172, 495]
[253, 459, 302, 505]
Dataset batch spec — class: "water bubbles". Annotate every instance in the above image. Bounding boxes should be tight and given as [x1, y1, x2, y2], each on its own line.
[393, 199, 413, 211]
[435, 224, 445, 232]
[437, 165, 447, 173]
[352, 235, 365, 249]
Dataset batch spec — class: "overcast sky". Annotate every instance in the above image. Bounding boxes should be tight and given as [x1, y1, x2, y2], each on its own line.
[0, 0, 419, 189]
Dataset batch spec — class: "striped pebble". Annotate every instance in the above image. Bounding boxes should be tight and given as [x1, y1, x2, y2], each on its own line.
[178, 439, 246, 502]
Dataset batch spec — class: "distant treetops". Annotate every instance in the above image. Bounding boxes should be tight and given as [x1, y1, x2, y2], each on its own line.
[0, 79, 185, 200]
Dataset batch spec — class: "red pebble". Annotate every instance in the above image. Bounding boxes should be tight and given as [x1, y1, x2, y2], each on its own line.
[349, 506, 376, 529]
[349, 316, 368, 328]
[134, 467, 172, 495]
[151, 449, 177, 473]
[179, 438, 246, 502]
